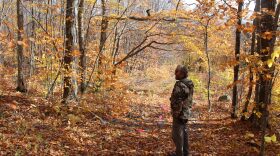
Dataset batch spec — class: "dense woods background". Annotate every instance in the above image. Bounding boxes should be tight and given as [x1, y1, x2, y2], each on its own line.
[0, 0, 279, 155]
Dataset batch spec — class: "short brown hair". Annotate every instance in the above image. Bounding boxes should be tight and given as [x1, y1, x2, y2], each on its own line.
[176, 65, 188, 78]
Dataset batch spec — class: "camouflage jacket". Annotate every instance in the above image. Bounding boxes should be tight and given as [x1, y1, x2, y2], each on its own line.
[170, 78, 194, 120]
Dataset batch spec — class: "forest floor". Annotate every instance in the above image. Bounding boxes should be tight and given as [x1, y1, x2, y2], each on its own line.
[0, 68, 280, 155]
[1, 87, 280, 155]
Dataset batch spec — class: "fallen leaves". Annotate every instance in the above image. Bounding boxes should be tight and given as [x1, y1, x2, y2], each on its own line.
[0, 77, 280, 155]
[265, 134, 277, 143]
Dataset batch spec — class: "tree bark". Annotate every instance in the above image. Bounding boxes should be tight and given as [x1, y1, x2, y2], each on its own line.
[258, 0, 278, 155]
[242, 0, 261, 120]
[98, 0, 109, 67]
[62, 0, 75, 103]
[241, 32, 255, 120]
[29, 0, 35, 77]
[232, 0, 244, 118]
[204, 25, 211, 112]
[16, 0, 27, 92]
[78, 0, 86, 94]
[252, 0, 276, 125]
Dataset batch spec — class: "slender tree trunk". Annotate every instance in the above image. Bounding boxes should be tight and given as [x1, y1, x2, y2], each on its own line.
[242, 0, 261, 120]
[71, 0, 79, 99]
[176, 0, 181, 11]
[113, 22, 127, 66]
[62, 0, 75, 103]
[232, 0, 244, 118]
[98, 0, 109, 67]
[78, 0, 86, 94]
[16, 0, 27, 92]
[111, 0, 120, 56]
[29, 1, 35, 77]
[241, 32, 255, 120]
[205, 25, 211, 112]
[46, 0, 50, 91]
[253, 0, 262, 115]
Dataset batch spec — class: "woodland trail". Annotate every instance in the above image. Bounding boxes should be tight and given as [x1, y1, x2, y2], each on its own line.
[0, 91, 280, 155]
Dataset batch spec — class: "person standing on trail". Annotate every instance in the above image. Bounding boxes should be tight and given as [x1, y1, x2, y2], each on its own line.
[170, 65, 194, 156]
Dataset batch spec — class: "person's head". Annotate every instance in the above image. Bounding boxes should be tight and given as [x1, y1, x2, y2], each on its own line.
[175, 65, 188, 80]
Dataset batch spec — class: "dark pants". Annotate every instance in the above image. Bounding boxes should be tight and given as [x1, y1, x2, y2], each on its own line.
[172, 118, 189, 156]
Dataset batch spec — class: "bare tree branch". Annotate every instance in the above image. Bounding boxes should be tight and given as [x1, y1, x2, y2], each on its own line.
[114, 40, 174, 66]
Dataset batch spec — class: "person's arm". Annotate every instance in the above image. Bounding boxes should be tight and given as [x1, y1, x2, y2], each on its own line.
[186, 81, 194, 109]
[183, 85, 192, 109]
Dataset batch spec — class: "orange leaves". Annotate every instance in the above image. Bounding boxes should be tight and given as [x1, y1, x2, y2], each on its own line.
[7, 42, 15, 49]
[262, 31, 273, 40]
[17, 41, 29, 48]
[237, 0, 244, 3]
[9, 102, 18, 110]
[236, 24, 243, 31]
[71, 49, 80, 57]
[235, 22, 256, 34]
[243, 22, 256, 34]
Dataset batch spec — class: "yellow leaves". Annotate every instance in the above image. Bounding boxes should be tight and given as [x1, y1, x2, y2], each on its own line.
[245, 132, 254, 139]
[217, 24, 227, 31]
[271, 52, 280, 60]
[85, 0, 96, 3]
[272, 135, 277, 142]
[273, 46, 280, 58]
[67, 114, 81, 125]
[265, 134, 277, 143]
[267, 46, 280, 68]
[267, 59, 273, 68]
[254, 111, 262, 118]
[243, 111, 250, 119]
[180, 36, 204, 57]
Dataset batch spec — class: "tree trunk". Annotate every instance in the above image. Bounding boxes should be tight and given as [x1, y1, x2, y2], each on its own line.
[78, 0, 86, 94]
[98, 0, 109, 67]
[62, 0, 75, 103]
[241, 32, 255, 120]
[242, 0, 261, 120]
[16, 0, 27, 92]
[205, 25, 211, 112]
[258, 1, 278, 155]
[71, 0, 79, 99]
[252, 0, 276, 126]
[29, 1, 35, 77]
[232, 1, 244, 118]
